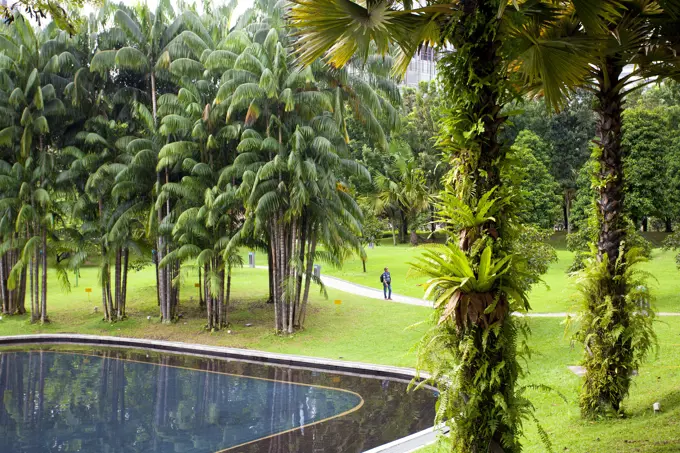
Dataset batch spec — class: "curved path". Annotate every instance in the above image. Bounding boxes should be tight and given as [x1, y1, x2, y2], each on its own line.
[253, 266, 680, 318]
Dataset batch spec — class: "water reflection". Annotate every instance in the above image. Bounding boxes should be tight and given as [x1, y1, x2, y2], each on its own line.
[0, 348, 436, 453]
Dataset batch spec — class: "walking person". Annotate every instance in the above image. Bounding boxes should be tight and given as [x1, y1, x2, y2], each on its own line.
[380, 267, 392, 300]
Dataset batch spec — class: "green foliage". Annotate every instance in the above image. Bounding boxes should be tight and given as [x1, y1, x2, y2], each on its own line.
[620, 105, 680, 229]
[572, 246, 657, 417]
[0, 0, 100, 35]
[505, 92, 596, 231]
[504, 131, 562, 230]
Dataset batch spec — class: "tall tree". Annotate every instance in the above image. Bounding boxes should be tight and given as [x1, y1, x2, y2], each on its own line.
[0, 15, 73, 323]
[290, 1, 582, 451]
[544, 1, 680, 417]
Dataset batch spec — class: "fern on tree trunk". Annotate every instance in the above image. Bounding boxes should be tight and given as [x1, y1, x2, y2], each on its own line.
[412, 1, 533, 452]
[577, 59, 656, 417]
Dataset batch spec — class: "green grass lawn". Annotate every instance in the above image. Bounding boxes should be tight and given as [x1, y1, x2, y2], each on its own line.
[0, 266, 430, 367]
[417, 317, 680, 453]
[1, 234, 679, 452]
[322, 235, 680, 313]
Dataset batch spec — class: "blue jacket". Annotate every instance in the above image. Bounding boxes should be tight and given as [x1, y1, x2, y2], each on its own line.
[381, 271, 391, 285]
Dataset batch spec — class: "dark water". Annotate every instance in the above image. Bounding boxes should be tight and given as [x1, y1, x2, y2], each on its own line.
[0, 348, 436, 453]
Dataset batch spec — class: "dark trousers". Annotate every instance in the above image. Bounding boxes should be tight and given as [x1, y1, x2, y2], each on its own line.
[383, 283, 392, 299]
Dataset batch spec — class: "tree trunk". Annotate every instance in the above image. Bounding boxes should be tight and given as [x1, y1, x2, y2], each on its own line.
[294, 214, 307, 323]
[270, 223, 280, 332]
[150, 72, 158, 122]
[18, 266, 27, 315]
[298, 231, 317, 329]
[563, 194, 571, 233]
[106, 278, 114, 322]
[595, 63, 626, 289]
[204, 263, 211, 329]
[218, 266, 225, 329]
[362, 258, 366, 273]
[198, 266, 204, 308]
[225, 266, 231, 327]
[581, 59, 631, 415]
[641, 217, 648, 232]
[0, 254, 8, 314]
[114, 248, 121, 315]
[267, 240, 274, 304]
[390, 220, 397, 246]
[287, 217, 297, 334]
[430, 205, 436, 234]
[40, 228, 47, 324]
[410, 229, 418, 246]
[120, 247, 129, 319]
[31, 251, 39, 323]
[399, 210, 407, 243]
[279, 212, 288, 334]
[665, 217, 673, 233]
[424, 1, 523, 451]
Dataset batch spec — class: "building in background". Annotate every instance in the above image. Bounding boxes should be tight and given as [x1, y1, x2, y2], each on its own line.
[401, 48, 438, 87]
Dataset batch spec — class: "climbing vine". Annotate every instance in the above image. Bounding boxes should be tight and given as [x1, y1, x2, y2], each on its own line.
[410, 2, 548, 452]
[572, 147, 657, 417]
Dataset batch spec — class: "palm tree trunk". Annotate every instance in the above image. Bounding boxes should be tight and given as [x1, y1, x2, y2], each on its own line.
[267, 240, 274, 304]
[399, 209, 407, 243]
[198, 266, 204, 308]
[204, 263, 212, 329]
[226, 265, 231, 327]
[18, 265, 26, 315]
[580, 59, 631, 415]
[0, 254, 8, 314]
[218, 266, 225, 328]
[294, 215, 307, 325]
[299, 230, 317, 329]
[150, 71, 158, 121]
[279, 212, 288, 333]
[114, 248, 121, 315]
[430, 205, 436, 234]
[106, 278, 114, 322]
[424, 2, 522, 451]
[154, 248, 160, 307]
[120, 247, 129, 319]
[564, 190, 572, 233]
[32, 251, 39, 322]
[270, 224, 280, 332]
[287, 217, 297, 334]
[390, 220, 397, 246]
[40, 228, 47, 324]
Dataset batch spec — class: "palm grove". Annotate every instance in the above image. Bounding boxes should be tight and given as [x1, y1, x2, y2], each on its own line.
[0, 0, 407, 332]
[1, 0, 680, 452]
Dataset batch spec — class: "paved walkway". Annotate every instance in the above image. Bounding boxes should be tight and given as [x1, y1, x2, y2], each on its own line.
[252, 266, 680, 318]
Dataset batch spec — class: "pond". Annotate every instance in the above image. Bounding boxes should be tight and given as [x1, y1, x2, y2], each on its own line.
[0, 347, 436, 452]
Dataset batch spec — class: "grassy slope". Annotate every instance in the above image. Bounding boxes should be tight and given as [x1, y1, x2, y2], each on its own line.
[418, 317, 680, 453]
[322, 235, 680, 313]
[1, 233, 679, 452]
[0, 266, 429, 368]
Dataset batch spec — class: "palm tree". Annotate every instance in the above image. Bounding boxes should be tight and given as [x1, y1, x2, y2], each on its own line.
[57, 114, 135, 321]
[519, 1, 680, 417]
[375, 154, 430, 246]
[90, 2, 200, 322]
[289, 1, 588, 450]
[0, 15, 74, 323]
